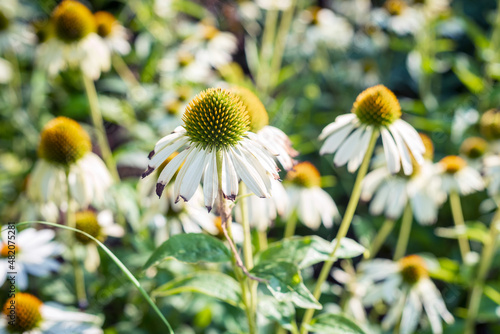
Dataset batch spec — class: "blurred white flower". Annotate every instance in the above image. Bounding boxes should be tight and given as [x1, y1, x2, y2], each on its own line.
[94, 11, 131, 55]
[0, 58, 12, 83]
[372, 0, 424, 35]
[319, 85, 425, 174]
[0, 228, 63, 290]
[27, 117, 113, 210]
[484, 155, 500, 196]
[73, 209, 124, 272]
[256, 0, 292, 11]
[284, 162, 339, 230]
[359, 255, 454, 334]
[235, 179, 288, 232]
[0, 292, 102, 334]
[36, 0, 110, 80]
[303, 8, 354, 51]
[0, 2, 35, 53]
[159, 48, 214, 85]
[436, 155, 484, 195]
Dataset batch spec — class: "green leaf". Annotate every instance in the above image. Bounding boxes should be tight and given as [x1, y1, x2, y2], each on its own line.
[258, 296, 295, 331]
[153, 272, 243, 308]
[305, 313, 367, 334]
[452, 55, 486, 94]
[256, 236, 365, 268]
[143, 233, 231, 269]
[250, 261, 321, 310]
[435, 222, 490, 244]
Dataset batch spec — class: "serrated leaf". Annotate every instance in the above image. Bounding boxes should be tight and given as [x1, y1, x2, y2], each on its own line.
[153, 272, 243, 307]
[250, 261, 321, 310]
[305, 313, 367, 334]
[143, 233, 231, 269]
[256, 236, 365, 268]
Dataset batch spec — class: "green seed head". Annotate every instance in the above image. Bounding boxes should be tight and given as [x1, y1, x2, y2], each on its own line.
[74, 210, 104, 244]
[231, 87, 269, 132]
[52, 0, 96, 43]
[183, 88, 250, 150]
[38, 117, 92, 166]
[352, 85, 402, 127]
[3, 293, 43, 333]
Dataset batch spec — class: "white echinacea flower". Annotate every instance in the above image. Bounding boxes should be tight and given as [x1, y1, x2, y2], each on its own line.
[73, 209, 124, 272]
[0, 228, 63, 290]
[0, 292, 102, 334]
[359, 255, 454, 334]
[94, 11, 131, 55]
[36, 0, 110, 80]
[27, 117, 113, 209]
[284, 161, 339, 230]
[142, 88, 280, 211]
[362, 134, 446, 225]
[484, 155, 500, 196]
[319, 84, 425, 175]
[436, 155, 484, 195]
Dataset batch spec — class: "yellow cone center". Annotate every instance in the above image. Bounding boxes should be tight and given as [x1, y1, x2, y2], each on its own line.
[286, 162, 321, 188]
[38, 117, 92, 166]
[440, 155, 467, 174]
[94, 11, 115, 38]
[480, 108, 500, 140]
[419, 133, 434, 161]
[399, 255, 428, 285]
[75, 210, 103, 244]
[352, 85, 401, 127]
[0, 243, 19, 258]
[231, 87, 269, 133]
[52, 0, 96, 43]
[384, 0, 407, 16]
[3, 293, 43, 333]
[183, 88, 250, 150]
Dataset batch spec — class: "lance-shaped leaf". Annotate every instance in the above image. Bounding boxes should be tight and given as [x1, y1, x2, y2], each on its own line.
[256, 236, 365, 268]
[144, 233, 231, 269]
[153, 272, 243, 308]
[250, 261, 321, 309]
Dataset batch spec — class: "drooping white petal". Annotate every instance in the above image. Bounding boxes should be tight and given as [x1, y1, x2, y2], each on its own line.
[347, 126, 374, 173]
[156, 147, 191, 195]
[230, 146, 270, 198]
[177, 148, 208, 202]
[334, 126, 366, 167]
[203, 150, 218, 210]
[149, 137, 189, 169]
[319, 114, 357, 140]
[222, 149, 239, 200]
[319, 122, 356, 155]
[153, 126, 186, 154]
[381, 127, 401, 174]
[389, 124, 413, 175]
[400, 289, 422, 334]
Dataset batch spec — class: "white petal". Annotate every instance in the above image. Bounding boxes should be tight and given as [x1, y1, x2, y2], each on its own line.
[156, 147, 191, 196]
[381, 127, 401, 174]
[319, 114, 357, 140]
[334, 126, 366, 167]
[178, 148, 208, 202]
[347, 126, 374, 173]
[203, 150, 218, 210]
[389, 125, 413, 175]
[319, 122, 356, 155]
[230, 146, 270, 198]
[149, 137, 189, 169]
[222, 149, 239, 200]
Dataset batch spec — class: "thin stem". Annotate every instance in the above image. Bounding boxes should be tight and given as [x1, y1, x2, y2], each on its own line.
[464, 209, 500, 334]
[216, 151, 258, 334]
[65, 170, 88, 308]
[12, 221, 174, 334]
[257, 230, 268, 251]
[256, 9, 278, 94]
[82, 74, 120, 182]
[367, 218, 396, 259]
[393, 204, 413, 261]
[284, 210, 298, 238]
[112, 54, 141, 88]
[299, 129, 379, 334]
[449, 190, 471, 261]
[269, 0, 296, 90]
[239, 183, 258, 314]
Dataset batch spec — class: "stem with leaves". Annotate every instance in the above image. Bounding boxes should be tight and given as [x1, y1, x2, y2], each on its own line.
[299, 129, 379, 333]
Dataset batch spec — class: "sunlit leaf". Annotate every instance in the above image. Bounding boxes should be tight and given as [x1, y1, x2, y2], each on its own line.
[305, 313, 367, 334]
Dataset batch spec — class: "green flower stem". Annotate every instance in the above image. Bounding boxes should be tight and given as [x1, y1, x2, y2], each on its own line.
[393, 204, 413, 261]
[284, 210, 298, 238]
[367, 218, 396, 259]
[239, 183, 258, 315]
[256, 8, 278, 94]
[269, 0, 296, 90]
[464, 209, 500, 334]
[449, 190, 471, 261]
[299, 129, 379, 334]
[65, 170, 87, 307]
[112, 54, 141, 88]
[257, 230, 268, 251]
[13, 220, 174, 334]
[216, 151, 257, 334]
[82, 74, 120, 183]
